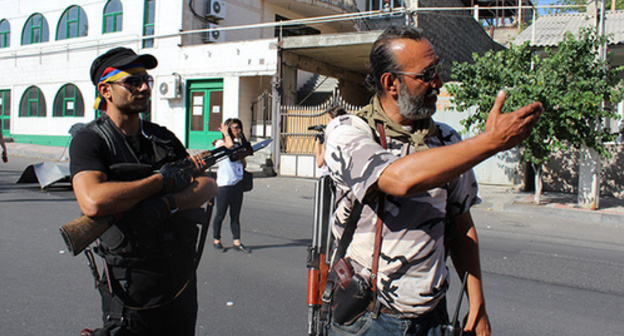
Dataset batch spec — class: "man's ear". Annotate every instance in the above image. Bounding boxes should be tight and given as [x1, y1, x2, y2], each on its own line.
[380, 72, 399, 98]
[97, 82, 111, 100]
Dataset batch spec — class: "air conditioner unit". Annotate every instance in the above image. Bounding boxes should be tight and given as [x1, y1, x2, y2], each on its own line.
[206, 0, 226, 20]
[204, 24, 225, 43]
[158, 76, 181, 99]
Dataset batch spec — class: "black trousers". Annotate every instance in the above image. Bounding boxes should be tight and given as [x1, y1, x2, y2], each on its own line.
[212, 183, 244, 241]
[93, 271, 198, 336]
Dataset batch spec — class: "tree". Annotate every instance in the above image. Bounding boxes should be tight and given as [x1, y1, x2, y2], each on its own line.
[547, 0, 624, 13]
[446, 27, 622, 204]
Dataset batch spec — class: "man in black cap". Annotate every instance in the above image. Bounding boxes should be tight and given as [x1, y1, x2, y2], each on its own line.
[70, 47, 218, 336]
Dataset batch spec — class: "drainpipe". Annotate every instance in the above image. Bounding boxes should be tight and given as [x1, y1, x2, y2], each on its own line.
[271, 35, 283, 176]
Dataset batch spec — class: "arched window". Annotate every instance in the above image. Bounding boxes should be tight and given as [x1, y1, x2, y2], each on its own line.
[21, 13, 49, 45]
[57, 5, 88, 40]
[19, 86, 46, 117]
[0, 19, 10, 48]
[54, 84, 84, 117]
[103, 0, 123, 34]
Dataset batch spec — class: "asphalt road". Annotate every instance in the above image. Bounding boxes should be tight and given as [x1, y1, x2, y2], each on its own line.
[1, 156, 623, 335]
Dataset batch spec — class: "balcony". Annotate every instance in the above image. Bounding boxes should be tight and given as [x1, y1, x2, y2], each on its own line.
[265, 0, 358, 18]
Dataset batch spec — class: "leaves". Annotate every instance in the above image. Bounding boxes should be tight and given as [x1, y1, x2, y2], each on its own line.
[446, 26, 622, 166]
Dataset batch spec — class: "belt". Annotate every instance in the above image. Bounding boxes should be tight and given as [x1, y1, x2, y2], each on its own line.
[366, 300, 395, 315]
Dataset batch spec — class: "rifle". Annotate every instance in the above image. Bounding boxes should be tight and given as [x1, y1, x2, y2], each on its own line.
[444, 271, 471, 336]
[307, 175, 335, 336]
[60, 139, 272, 256]
[308, 124, 326, 143]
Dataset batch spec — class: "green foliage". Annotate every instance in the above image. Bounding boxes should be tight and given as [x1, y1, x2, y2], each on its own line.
[547, 0, 624, 13]
[446, 27, 622, 166]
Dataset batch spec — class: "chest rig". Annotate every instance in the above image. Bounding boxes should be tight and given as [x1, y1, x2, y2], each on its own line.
[84, 116, 196, 265]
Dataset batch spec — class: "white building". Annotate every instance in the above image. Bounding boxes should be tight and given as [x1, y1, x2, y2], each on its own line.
[0, 0, 505, 176]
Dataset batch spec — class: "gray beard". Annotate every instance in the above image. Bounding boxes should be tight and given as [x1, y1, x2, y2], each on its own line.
[397, 84, 438, 120]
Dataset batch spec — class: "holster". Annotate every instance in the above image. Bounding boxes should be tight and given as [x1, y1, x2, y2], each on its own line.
[331, 272, 372, 325]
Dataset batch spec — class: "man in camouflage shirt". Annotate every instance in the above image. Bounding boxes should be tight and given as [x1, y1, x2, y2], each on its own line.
[324, 26, 542, 336]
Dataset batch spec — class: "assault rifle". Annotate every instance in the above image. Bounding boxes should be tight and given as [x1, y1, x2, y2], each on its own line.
[59, 139, 272, 256]
[444, 271, 472, 336]
[307, 175, 335, 336]
[308, 125, 326, 144]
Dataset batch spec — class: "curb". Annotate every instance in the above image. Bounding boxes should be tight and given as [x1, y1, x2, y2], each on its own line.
[502, 202, 624, 228]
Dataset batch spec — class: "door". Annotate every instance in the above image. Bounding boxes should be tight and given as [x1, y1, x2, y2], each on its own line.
[187, 80, 223, 149]
[0, 90, 10, 137]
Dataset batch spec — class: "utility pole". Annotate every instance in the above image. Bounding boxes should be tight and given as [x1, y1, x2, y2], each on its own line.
[578, 0, 605, 210]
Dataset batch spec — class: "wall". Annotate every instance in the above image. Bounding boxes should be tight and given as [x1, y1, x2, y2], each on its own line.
[542, 144, 624, 198]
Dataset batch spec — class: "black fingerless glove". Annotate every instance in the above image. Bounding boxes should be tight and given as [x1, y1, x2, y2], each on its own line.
[159, 162, 193, 193]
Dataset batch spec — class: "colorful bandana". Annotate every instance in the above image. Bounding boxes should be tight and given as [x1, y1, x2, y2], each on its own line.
[94, 63, 147, 111]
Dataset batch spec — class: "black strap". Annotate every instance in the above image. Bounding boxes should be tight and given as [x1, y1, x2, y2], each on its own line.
[334, 201, 363, 261]
[194, 199, 214, 270]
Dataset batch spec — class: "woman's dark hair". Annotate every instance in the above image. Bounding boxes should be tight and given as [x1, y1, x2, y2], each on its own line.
[365, 26, 426, 95]
[326, 105, 347, 119]
[224, 118, 243, 129]
[223, 118, 247, 142]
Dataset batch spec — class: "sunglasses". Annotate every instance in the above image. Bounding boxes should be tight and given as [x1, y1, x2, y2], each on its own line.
[230, 125, 241, 130]
[110, 74, 154, 91]
[395, 64, 442, 83]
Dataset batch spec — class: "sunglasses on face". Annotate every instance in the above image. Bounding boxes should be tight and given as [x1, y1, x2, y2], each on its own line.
[110, 74, 154, 91]
[230, 125, 241, 130]
[396, 64, 441, 83]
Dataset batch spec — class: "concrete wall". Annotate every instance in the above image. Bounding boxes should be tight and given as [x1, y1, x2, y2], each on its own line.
[541, 144, 624, 198]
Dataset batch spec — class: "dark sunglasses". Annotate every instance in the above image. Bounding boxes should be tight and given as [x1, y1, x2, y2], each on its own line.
[395, 64, 441, 83]
[230, 125, 241, 130]
[110, 74, 154, 91]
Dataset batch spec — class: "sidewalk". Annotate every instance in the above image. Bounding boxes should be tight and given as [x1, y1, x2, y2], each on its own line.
[6, 142, 623, 225]
[474, 184, 624, 228]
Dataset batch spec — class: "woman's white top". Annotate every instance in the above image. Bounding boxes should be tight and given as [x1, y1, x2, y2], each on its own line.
[215, 139, 244, 187]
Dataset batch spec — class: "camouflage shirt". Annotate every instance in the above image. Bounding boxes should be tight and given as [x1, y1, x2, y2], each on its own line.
[324, 108, 479, 317]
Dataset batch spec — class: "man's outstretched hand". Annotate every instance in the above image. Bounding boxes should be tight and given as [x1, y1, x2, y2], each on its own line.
[484, 90, 543, 152]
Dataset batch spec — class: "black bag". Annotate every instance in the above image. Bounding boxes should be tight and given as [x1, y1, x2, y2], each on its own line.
[240, 170, 253, 192]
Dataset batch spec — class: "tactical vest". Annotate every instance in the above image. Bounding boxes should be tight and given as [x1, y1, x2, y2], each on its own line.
[83, 115, 198, 267]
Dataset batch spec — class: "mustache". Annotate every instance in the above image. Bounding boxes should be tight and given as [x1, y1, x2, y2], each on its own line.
[426, 88, 440, 99]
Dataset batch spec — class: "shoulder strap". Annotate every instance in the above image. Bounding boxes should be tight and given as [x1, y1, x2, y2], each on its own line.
[334, 201, 363, 261]
[370, 122, 386, 293]
[88, 115, 141, 164]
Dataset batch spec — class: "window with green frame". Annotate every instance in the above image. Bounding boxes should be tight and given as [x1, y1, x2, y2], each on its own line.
[0, 19, 10, 48]
[21, 13, 49, 45]
[103, 0, 123, 34]
[0, 90, 11, 133]
[53, 84, 84, 117]
[57, 5, 88, 40]
[142, 0, 155, 48]
[19, 86, 46, 117]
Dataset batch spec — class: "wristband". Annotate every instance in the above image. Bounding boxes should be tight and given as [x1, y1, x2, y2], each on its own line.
[165, 194, 178, 214]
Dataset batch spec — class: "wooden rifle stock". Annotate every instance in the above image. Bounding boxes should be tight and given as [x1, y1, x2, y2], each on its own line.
[60, 215, 120, 256]
[60, 141, 255, 256]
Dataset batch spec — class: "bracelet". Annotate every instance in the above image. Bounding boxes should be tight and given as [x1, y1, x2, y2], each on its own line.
[165, 194, 178, 214]
[224, 133, 231, 137]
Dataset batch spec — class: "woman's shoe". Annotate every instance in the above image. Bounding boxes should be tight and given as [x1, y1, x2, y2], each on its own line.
[213, 242, 225, 251]
[233, 244, 251, 253]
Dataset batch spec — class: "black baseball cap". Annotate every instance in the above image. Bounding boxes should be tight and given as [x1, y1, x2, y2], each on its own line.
[90, 47, 158, 84]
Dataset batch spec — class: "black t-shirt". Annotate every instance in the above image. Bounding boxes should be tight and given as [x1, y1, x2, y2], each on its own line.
[69, 116, 188, 179]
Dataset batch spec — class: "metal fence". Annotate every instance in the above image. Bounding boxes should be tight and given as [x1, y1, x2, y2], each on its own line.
[280, 89, 363, 155]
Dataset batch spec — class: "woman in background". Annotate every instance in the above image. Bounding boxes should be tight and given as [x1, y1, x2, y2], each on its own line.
[212, 118, 251, 253]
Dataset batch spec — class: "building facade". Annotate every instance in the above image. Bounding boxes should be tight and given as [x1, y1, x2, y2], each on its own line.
[0, 0, 505, 176]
